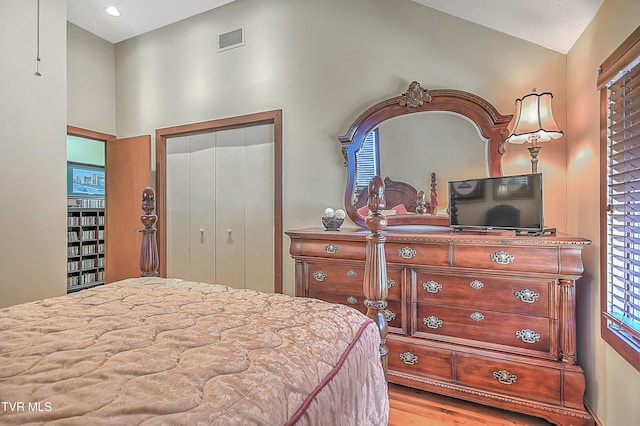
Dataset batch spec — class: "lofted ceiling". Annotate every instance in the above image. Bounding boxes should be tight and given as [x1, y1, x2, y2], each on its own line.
[67, 0, 604, 54]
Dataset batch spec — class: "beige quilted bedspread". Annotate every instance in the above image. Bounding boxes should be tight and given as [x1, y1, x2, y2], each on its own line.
[0, 278, 388, 425]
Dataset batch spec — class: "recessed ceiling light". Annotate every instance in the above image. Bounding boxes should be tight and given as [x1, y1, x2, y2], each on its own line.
[105, 6, 121, 17]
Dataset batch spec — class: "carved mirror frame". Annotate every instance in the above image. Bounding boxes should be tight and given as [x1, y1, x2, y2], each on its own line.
[339, 81, 513, 227]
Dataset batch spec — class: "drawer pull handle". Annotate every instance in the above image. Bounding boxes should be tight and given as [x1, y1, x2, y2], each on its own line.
[398, 247, 417, 259]
[516, 328, 541, 344]
[313, 271, 327, 282]
[388, 277, 396, 288]
[490, 250, 514, 265]
[384, 309, 396, 322]
[493, 369, 517, 385]
[470, 312, 484, 321]
[346, 296, 357, 304]
[347, 270, 357, 278]
[469, 279, 484, 290]
[400, 351, 419, 365]
[515, 289, 540, 303]
[423, 315, 443, 329]
[324, 243, 339, 254]
[423, 280, 442, 293]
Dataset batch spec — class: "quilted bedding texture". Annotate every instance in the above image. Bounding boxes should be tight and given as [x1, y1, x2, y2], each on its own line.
[0, 277, 388, 425]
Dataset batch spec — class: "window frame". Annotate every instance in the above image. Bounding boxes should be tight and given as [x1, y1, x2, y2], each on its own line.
[599, 26, 640, 372]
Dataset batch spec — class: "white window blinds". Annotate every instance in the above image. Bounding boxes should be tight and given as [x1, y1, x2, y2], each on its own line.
[606, 54, 640, 344]
[355, 129, 379, 188]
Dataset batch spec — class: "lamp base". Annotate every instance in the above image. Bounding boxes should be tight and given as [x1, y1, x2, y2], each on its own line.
[528, 145, 542, 174]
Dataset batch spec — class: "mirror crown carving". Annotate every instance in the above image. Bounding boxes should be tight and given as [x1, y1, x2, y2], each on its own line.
[338, 80, 513, 227]
[400, 81, 432, 108]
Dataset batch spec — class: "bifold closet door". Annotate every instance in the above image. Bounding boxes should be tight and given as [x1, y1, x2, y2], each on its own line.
[165, 124, 274, 292]
[166, 133, 216, 284]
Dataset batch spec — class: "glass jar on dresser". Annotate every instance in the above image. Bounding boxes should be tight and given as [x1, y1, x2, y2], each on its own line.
[286, 227, 594, 426]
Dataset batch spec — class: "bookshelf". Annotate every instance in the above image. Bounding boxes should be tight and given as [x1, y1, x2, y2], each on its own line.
[67, 204, 105, 293]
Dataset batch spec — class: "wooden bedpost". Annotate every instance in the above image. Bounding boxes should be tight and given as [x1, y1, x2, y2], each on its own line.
[140, 187, 159, 277]
[363, 176, 389, 374]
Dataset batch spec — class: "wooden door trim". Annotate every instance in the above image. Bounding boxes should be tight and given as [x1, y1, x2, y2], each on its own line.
[156, 109, 283, 293]
[67, 126, 115, 142]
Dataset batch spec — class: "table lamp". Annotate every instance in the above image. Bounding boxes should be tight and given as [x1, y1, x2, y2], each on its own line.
[506, 90, 563, 173]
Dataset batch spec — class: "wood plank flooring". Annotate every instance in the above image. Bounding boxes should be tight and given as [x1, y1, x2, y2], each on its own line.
[388, 383, 553, 426]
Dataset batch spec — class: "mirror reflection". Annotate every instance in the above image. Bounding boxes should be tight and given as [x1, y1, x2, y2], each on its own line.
[339, 82, 513, 227]
[353, 112, 489, 217]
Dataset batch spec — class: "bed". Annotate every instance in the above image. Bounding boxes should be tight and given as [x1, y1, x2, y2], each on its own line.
[0, 186, 390, 425]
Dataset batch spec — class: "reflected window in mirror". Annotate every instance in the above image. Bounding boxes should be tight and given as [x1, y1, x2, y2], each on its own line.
[355, 129, 379, 191]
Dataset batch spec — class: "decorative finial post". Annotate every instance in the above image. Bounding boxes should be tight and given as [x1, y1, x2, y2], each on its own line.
[363, 176, 389, 374]
[429, 172, 438, 214]
[140, 187, 159, 277]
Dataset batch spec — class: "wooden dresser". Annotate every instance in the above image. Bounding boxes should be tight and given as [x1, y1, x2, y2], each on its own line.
[286, 227, 593, 426]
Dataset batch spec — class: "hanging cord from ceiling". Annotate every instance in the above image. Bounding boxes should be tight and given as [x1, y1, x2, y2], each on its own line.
[35, 0, 41, 77]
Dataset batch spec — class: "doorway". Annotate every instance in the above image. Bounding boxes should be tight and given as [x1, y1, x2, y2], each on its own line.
[156, 110, 283, 293]
[66, 131, 107, 293]
[67, 126, 152, 283]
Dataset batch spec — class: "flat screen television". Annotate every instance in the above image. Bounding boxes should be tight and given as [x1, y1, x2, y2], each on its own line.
[448, 173, 544, 233]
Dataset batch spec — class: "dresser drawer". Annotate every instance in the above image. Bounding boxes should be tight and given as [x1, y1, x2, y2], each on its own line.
[453, 245, 558, 274]
[310, 288, 405, 334]
[297, 239, 365, 260]
[388, 339, 452, 381]
[416, 304, 552, 353]
[415, 272, 551, 317]
[306, 262, 403, 300]
[385, 242, 449, 266]
[456, 353, 560, 405]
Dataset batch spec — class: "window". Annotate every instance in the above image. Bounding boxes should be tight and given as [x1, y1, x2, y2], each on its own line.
[355, 129, 380, 189]
[599, 26, 640, 371]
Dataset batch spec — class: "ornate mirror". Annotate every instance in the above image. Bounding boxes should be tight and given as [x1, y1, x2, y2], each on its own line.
[339, 81, 513, 227]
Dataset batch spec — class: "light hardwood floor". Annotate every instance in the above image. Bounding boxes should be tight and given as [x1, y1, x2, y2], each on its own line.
[388, 384, 553, 426]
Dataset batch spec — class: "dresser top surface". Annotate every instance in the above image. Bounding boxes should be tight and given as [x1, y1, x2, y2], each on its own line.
[285, 227, 591, 247]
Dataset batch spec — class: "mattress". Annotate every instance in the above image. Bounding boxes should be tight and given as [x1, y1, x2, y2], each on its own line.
[0, 277, 388, 425]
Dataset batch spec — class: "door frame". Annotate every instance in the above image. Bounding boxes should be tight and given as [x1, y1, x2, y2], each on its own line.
[68, 126, 116, 144]
[156, 109, 283, 293]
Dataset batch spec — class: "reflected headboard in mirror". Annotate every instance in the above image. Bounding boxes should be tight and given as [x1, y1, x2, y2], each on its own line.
[339, 81, 513, 227]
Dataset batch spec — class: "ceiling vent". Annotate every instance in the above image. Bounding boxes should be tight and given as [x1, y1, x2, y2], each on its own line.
[218, 28, 244, 52]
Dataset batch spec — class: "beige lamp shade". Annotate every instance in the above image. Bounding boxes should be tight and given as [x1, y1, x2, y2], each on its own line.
[506, 91, 563, 145]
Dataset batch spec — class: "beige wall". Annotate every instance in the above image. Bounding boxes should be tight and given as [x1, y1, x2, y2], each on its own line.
[567, 0, 640, 424]
[67, 23, 116, 135]
[113, 0, 568, 298]
[0, 0, 67, 307]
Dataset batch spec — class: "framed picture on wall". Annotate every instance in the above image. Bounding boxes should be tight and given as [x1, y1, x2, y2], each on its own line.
[67, 162, 105, 197]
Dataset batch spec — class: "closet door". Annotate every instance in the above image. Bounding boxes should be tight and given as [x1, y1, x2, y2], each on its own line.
[214, 128, 246, 289]
[166, 136, 191, 281]
[165, 125, 274, 292]
[244, 124, 274, 293]
[189, 133, 216, 284]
